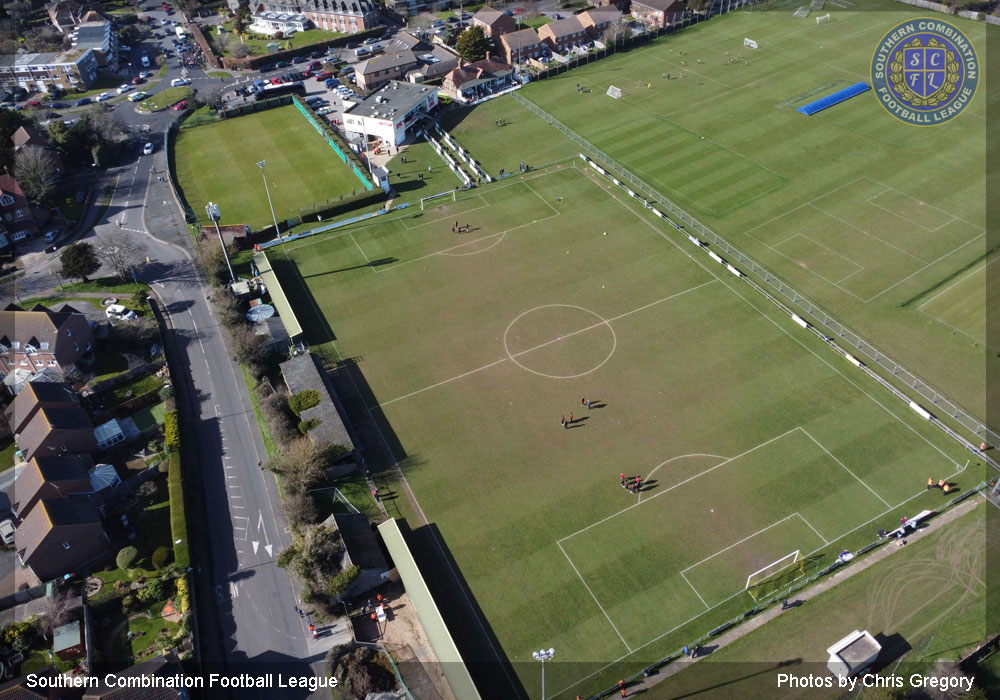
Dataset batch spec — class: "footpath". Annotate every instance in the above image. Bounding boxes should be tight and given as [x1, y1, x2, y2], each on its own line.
[619, 495, 986, 697]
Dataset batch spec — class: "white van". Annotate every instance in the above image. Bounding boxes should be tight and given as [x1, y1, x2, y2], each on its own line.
[141, 54, 150, 68]
[354, 47, 370, 58]
[170, 77, 191, 87]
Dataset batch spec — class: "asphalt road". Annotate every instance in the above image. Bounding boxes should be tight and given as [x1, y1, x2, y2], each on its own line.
[6, 12, 350, 689]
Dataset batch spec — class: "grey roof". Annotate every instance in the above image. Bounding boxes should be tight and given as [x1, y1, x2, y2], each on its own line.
[52, 620, 82, 653]
[346, 80, 435, 120]
[356, 50, 417, 76]
[279, 353, 354, 451]
[74, 21, 109, 43]
[330, 512, 387, 570]
[0, 49, 90, 68]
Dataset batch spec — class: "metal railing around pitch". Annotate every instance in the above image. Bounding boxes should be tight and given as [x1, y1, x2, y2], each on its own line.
[510, 91, 999, 451]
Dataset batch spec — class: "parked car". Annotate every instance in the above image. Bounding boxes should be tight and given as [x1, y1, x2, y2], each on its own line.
[309, 60, 322, 70]
[172, 99, 187, 110]
[117, 84, 131, 93]
[364, 37, 379, 44]
[128, 91, 149, 102]
[309, 51, 321, 59]
[346, 42, 359, 49]
[143, 142, 154, 155]
[75, 97, 91, 106]
[170, 77, 191, 87]
[292, 55, 306, 64]
[139, 70, 150, 79]
[97, 92, 110, 101]
[43, 230, 59, 243]
[270, 77, 282, 85]
[0, 520, 13, 545]
[50, 101, 68, 108]
[315, 71, 333, 80]
[106, 304, 136, 323]
[275, 60, 290, 68]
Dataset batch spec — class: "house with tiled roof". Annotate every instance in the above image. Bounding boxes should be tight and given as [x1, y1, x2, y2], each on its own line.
[0, 175, 40, 243]
[501, 28, 543, 66]
[354, 50, 418, 91]
[442, 56, 515, 103]
[538, 16, 589, 53]
[631, 0, 685, 27]
[472, 6, 517, 49]
[589, 0, 631, 12]
[82, 652, 188, 700]
[0, 303, 94, 382]
[6, 380, 80, 435]
[578, 6, 623, 39]
[15, 494, 108, 582]
[46, 0, 108, 35]
[11, 454, 94, 519]
[14, 403, 96, 462]
[11, 125, 64, 181]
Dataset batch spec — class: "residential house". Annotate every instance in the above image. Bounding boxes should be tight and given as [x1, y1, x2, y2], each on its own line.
[6, 380, 79, 437]
[631, 0, 685, 27]
[72, 20, 118, 72]
[0, 175, 40, 243]
[14, 403, 96, 462]
[323, 512, 388, 602]
[0, 48, 100, 93]
[0, 303, 94, 380]
[472, 6, 517, 49]
[12, 125, 65, 177]
[353, 50, 418, 92]
[11, 454, 94, 519]
[279, 353, 355, 454]
[15, 494, 108, 582]
[538, 16, 589, 54]
[46, 0, 108, 35]
[251, 0, 382, 34]
[82, 652, 188, 700]
[0, 667, 78, 699]
[579, 6, 623, 39]
[501, 28, 543, 66]
[407, 45, 458, 83]
[442, 56, 515, 103]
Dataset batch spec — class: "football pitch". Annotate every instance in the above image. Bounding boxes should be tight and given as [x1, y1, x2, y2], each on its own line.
[172, 106, 367, 228]
[518, 3, 992, 421]
[275, 164, 980, 698]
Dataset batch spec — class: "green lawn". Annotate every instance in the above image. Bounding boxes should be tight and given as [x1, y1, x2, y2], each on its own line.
[383, 137, 466, 206]
[91, 351, 129, 383]
[0, 438, 18, 471]
[68, 75, 127, 100]
[519, 2, 990, 420]
[274, 163, 980, 698]
[654, 504, 989, 699]
[207, 24, 343, 57]
[206, 70, 232, 78]
[140, 86, 193, 112]
[173, 105, 370, 227]
[105, 373, 165, 410]
[61, 277, 149, 295]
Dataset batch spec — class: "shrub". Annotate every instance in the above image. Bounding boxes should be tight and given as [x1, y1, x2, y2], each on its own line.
[136, 579, 166, 604]
[326, 564, 359, 597]
[276, 542, 300, 569]
[164, 410, 180, 450]
[152, 546, 172, 570]
[298, 418, 321, 434]
[116, 546, 138, 570]
[2, 621, 36, 648]
[288, 389, 321, 416]
[121, 594, 137, 612]
[175, 575, 190, 613]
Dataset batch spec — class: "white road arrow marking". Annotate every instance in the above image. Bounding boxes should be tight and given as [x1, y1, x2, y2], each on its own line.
[252, 541, 259, 555]
[230, 582, 239, 598]
[264, 544, 273, 557]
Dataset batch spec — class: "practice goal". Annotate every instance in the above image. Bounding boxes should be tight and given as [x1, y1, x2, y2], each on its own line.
[607, 85, 622, 99]
[745, 550, 806, 601]
[744, 38, 758, 49]
[816, 12, 831, 24]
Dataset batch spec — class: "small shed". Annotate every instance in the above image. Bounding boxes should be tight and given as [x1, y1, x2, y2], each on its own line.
[826, 630, 880, 678]
[53, 620, 85, 662]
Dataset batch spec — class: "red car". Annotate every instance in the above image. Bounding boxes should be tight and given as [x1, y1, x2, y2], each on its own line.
[300, 70, 313, 78]
[131, 76, 144, 85]
[270, 77, 282, 85]
[315, 71, 333, 80]
[26, 100, 42, 109]
[309, 60, 322, 70]
[172, 100, 187, 110]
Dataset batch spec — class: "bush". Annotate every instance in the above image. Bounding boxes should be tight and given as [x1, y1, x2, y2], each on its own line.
[164, 410, 180, 450]
[136, 579, 167, 604]
[288, 389, 321, 416]
[152, 546, 173, 570]
[284, 492, 318, 530]
[121, 594, 137, 612]
[116, 546, 138, 570]
[276, 542, 300, 569]
[326, 564, 359, 597]
[2, 621, 36, 648]
[298, 418, 321, 434]
[175, 575, 190, 613]
[168, 452, 190, 569]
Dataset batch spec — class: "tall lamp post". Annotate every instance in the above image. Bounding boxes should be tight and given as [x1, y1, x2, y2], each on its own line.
[256, 160, 282, 240]
[532, 648, 554, 700]
[206, 201, 235, 283]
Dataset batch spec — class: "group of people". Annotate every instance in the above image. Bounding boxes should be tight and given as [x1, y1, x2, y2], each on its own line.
[620, 473, 642, 493]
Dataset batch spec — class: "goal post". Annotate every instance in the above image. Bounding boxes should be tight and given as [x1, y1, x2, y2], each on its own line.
[743, 37, 758, 49]
[607, 85, 622, 99]
[420, 190, 457, 210]
[745, 550, 806, 601]
[816, 12, 831, 24]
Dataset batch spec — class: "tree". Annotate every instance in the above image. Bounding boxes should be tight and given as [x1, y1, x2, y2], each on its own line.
[284, 492, 318, 530]
[15, 146, 58, 204]
[229, 322, 271, 377]
[455, 25, 489, 63]
[152, 546, 172, 570]
[269, 438, 326, 494]
[42, 589, 75, 636]
[116, 546, 138, 570]
[603, 18, 631, 45]
[96, 229, 144, 282]
[130, 288, 148, 309]
[60, 242, 101, 282]
[0, 109, 32, 174]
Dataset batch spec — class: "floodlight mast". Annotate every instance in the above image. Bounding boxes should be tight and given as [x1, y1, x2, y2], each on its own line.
[206, 201, 235, 283]
[532, 648, 554, 699]
[257, 160, 282, 240]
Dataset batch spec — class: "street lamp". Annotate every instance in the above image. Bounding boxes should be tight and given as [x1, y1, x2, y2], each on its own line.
[257, 160, 282, 240]
[206, 201, 235, 283]
[532, 648, 554, 700]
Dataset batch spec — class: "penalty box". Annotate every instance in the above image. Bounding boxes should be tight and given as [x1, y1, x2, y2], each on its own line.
[746, 178, 982, 302]
[558, 428, 890, 644]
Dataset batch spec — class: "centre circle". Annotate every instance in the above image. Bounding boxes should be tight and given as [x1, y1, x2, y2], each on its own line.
[503, 304, 617, 379]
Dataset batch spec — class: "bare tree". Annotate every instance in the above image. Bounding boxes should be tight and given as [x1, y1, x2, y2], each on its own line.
[96, 229, 144, 282]
[14, 146, 58, 204]
[43, 589, 76, 637]
[268, 438, 326, 494]
[603, 18, 632, 44]
[89, 108, 125, 143]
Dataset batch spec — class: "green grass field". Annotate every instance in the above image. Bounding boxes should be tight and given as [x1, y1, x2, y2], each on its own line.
[274, 162, 984, 698]
[655, 503, 989, 699]
[514, 2, 991, 422]
[173, 106, 367, 227]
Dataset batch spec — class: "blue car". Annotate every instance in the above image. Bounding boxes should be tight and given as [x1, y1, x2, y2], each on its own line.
[75, 97, 91, 106]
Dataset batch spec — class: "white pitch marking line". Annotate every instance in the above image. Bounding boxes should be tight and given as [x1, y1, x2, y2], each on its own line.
[863, 231, 987, 303]
[557, 541, 632, 652]
[799, 428, 891, 508]
[793, 511, 829, 545]
[349, 232, 375, 273]
[380, 279, 717, 408]
[679, 571, 710, 610]
[681, 514, 798, 574]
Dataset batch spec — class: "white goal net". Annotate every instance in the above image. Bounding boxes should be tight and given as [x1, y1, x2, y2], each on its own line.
[744, 38, 758, 49]
[607, 85, 622, 99]
[746, 550, 800, 590]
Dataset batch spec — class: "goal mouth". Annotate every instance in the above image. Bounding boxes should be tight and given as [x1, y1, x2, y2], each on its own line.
[745, 550, 805, 601]
[607, 85, 622, 99]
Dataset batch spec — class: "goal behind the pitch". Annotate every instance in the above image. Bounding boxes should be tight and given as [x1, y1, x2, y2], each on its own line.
[420, 190, 456, 210]
[607, 85, 622, 99]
